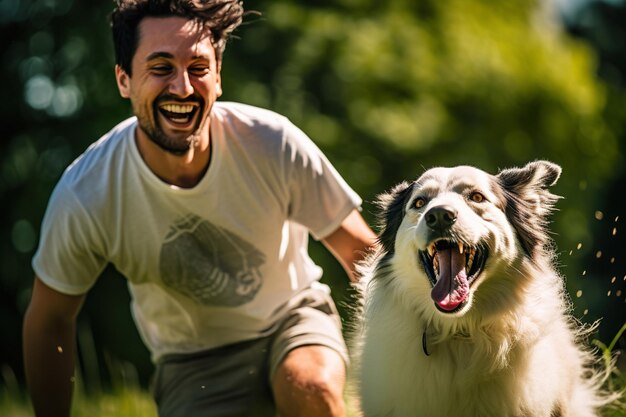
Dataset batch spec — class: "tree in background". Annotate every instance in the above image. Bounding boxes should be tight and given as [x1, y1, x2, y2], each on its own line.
[559, 0, 626, 353]
[1, 0, 624, 388]
[225, 0, 624, 343]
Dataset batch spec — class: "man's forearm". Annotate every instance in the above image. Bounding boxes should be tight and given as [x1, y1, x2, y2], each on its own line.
[23, 306, 77, 417]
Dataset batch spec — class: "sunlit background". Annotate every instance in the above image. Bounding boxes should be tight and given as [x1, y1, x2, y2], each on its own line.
[1, 0, 625, 406]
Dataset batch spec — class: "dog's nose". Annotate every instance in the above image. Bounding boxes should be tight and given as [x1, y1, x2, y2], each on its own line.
[425, 205, 457, 230]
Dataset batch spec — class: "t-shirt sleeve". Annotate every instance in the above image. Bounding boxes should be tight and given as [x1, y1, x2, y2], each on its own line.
[282, 120, 362, 240]
[32, 182, 107, 295]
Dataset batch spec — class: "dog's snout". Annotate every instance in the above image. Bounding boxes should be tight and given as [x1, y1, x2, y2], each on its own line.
[425, 205, 457, 230]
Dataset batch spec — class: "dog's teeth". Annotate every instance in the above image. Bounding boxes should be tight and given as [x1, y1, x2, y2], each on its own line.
[433, 256, 440, 278]
[458, 242, 464, 254]
[428, 244, 435, 257]
[467, 251, 474, 270]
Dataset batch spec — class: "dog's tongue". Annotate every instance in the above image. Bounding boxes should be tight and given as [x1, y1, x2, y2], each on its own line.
[431, 248, 469, 311]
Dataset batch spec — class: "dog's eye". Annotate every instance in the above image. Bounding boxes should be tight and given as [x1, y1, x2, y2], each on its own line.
[470, 192, 485, 203]
[414, 197, 426, 209]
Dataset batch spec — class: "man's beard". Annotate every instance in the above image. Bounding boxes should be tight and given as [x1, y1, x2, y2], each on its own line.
[141, 119, 200, 156]
[136, 95, 205, 156]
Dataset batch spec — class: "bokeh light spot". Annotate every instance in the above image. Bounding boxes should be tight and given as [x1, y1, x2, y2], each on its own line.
[24, 75, 54, 109]
[11, 219, 37, 253]
[49, 84, 83, 117]
[29, 31, 55, 56]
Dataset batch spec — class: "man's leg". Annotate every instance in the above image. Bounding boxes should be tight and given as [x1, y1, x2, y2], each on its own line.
[267, 283, 350, 417]
[272, 344, 346, 417]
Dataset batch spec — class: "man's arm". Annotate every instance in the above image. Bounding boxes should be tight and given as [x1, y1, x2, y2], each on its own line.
[322, 209, 377, 283]
[23, 276, 86, 417]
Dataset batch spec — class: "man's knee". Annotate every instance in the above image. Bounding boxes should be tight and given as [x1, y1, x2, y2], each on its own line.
[294, 369, 345, 411]
[272, 345, 346, 417]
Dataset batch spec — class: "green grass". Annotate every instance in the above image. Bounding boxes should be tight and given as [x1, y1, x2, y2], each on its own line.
[0, 356, 157, 417]
[1, 324, 624, 417]
[595, 322, 626, 417]
[1, 383, 623, 417]
[0, 386, 157, 417]
[1, 373, 623, 417]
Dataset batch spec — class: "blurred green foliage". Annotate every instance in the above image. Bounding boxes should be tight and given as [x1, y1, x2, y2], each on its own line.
[1, 0, 624, 394]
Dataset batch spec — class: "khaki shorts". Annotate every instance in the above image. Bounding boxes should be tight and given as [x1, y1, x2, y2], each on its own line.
[151, 285, 348, 417]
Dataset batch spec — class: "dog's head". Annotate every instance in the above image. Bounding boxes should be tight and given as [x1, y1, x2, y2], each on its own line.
[374, 160, 561, 318]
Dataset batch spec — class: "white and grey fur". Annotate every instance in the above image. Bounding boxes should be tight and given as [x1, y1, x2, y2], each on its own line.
[352, 161, 618, 417]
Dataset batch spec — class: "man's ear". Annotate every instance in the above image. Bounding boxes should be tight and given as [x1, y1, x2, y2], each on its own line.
[115, 65, 131, 98]
[215, 79, 222, 97]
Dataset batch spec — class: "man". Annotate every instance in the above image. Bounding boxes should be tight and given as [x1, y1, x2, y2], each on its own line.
[22, 1, 376, 416]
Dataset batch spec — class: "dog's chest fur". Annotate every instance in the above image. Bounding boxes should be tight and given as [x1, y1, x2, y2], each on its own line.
[358, 280, 572, 417]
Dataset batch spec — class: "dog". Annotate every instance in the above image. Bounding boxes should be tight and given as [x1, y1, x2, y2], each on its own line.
[352, 161, 617, 417]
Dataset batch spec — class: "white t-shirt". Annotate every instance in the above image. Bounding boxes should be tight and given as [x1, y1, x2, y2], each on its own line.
[33, 102, 362, 361]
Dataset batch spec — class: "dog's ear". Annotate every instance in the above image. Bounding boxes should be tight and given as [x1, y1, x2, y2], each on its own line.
[376, 181, 414, 255]
[496, 160, 562, 259]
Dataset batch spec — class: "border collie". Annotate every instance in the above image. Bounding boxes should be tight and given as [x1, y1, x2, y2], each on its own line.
[353, 161, 617, 417]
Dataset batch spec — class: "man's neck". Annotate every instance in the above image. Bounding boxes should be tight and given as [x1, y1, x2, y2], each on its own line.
[135, 128, 211, 188]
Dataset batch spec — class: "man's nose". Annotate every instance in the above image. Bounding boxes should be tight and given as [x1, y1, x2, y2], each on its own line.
[168, 70, 194, 98]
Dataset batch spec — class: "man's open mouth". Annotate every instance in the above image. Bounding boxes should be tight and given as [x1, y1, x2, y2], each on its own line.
[158, 103, 199, 125]
[418, 239, 487, 313]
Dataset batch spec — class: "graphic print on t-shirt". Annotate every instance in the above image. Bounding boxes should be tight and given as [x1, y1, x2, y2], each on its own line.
[159, 214, 265, 306]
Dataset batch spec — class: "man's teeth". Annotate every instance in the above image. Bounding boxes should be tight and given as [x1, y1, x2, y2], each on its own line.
[160, 104, 195, 114]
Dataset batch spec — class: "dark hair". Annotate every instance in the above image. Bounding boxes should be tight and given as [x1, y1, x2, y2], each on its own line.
[111, 0, 244, 75]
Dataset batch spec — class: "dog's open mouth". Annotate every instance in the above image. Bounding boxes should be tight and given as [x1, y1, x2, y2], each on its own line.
[419, 240, 487, 313]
